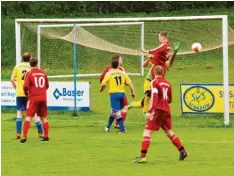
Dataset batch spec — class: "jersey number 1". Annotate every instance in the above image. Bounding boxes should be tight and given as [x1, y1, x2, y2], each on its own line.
[114, 76, 122, 85]
[34, 76, 45, 88]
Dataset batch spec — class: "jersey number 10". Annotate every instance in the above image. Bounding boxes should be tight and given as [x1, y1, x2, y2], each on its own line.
[34, 76, 45, 88]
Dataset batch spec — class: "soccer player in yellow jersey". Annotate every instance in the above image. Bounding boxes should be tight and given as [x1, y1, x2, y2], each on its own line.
[10, 52, 43, 139]
[100, 59, 136, 133]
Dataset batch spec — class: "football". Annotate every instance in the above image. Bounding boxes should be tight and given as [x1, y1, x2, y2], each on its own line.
[192, 42, 202, 52]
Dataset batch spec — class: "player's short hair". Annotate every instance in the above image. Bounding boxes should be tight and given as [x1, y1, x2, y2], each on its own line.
[155, 65, 164, 76]
[112, 54, 121, 61]
[159, 31, 168, 37]
[29, 57, 38, 67]
[112, 60, 119, 69]
[22, 52, 32, 62]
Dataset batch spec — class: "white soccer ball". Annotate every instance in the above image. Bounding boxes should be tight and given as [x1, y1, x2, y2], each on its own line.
[192, 43, 202, 52]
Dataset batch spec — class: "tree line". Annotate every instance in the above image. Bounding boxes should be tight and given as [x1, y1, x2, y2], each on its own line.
[2, 1, 234, 17]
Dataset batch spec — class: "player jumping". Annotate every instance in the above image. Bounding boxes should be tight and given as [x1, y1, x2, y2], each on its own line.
[100, 59, 136, 133]
[100, 54, 129, 129]
[20, 57, 50, 143]
[10, 52, 43, 139]
[133, 66, 188, 163]
[129, 32, 180, 119]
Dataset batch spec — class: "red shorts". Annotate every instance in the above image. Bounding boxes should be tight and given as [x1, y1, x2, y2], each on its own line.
[26, 96, 48, 118]
[146, 110, 172, 131]
[123, 94, 128, 106]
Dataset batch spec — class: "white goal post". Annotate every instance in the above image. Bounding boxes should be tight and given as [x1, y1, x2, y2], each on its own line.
[15, 15, 229, 125]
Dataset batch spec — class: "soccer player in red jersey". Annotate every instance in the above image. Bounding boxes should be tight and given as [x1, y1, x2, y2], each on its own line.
[143, 32, 177, 79]
[133, 66, 188, 163]
[100, 54, 129, 129]
[20, 57, 50, 143]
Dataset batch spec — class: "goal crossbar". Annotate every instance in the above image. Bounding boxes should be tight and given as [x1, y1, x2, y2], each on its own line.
[16, 15, 227, 23]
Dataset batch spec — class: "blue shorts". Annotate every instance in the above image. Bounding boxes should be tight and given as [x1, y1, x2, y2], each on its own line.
[16, 97, 28, 111]
[110, 93, 125, 112]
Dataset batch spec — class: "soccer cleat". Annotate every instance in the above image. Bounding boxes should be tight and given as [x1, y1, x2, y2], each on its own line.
[132, 156, 147, 163]
[117, 130, 126, 133]
[39, 134, 44, 139]
[114, 125, 120, 129]
[179, 151, 189, 161]
[20, 138, 27, 143]
[16, 134, 21, 139]
[40, 137, 49, 141]
[105, 127, 110, 132]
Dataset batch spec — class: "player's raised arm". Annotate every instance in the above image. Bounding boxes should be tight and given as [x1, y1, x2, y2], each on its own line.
[166, 41, 180, 69]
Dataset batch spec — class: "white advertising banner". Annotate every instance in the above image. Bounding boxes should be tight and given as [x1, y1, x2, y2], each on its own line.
[1, 81, 91, 111]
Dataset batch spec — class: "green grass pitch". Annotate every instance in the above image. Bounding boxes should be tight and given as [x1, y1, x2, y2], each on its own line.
[2, 15, 234, 176]
[2, 74, 234, 176]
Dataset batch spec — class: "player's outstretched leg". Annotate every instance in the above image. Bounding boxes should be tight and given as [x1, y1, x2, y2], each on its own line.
[20, 117, 31, 143]
[16, 111, 23, 139]
[105, 113, 115, 132]
[165, 130, 189, 161]
[41, 118, 49, 141]
[133, 129, 152, 163]
[128, 100, 143, 110]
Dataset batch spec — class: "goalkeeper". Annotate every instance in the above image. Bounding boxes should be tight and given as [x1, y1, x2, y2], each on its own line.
[128, 41, 180, 119]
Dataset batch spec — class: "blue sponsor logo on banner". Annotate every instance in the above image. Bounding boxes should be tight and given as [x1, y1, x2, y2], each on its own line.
[53, 88, 84, 100]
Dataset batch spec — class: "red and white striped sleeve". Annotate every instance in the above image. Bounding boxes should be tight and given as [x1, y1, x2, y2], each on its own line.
[148, 80, 158, 113]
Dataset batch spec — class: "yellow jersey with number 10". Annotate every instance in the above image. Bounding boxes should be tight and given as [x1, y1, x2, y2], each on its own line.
[102, 69, 131, 93]
[11, 62, 31, 96]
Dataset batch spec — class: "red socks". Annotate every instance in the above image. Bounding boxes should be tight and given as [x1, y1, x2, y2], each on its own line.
[23, 121, 31, 138]
[121, 112, 127, 121]
[169, 134, 185, 152]
[43, 122, 49, 138]
[115, 111, 127, 125]
[141, 136, 151, 157]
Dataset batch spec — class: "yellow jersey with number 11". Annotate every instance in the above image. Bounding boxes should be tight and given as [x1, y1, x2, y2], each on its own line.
[11, 62, 31, 96]
[102, 69, 131, 93]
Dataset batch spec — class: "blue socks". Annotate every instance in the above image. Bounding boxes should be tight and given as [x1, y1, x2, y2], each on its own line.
[35, 121, 43, 134]
[106, 114, 115, 128]
[16, 118, 22, 134]
[117, 115, 125, 132]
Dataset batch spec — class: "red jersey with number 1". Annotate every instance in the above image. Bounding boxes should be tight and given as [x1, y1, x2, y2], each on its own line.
[148, 77, 172, 114]
[24, 68, 49, 99]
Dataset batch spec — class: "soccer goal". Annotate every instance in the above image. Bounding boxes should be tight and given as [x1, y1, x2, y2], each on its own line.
[15, 15, 231, 124]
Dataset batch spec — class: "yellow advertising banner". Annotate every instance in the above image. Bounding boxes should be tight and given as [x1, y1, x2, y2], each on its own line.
[180, 84, 234, 114]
